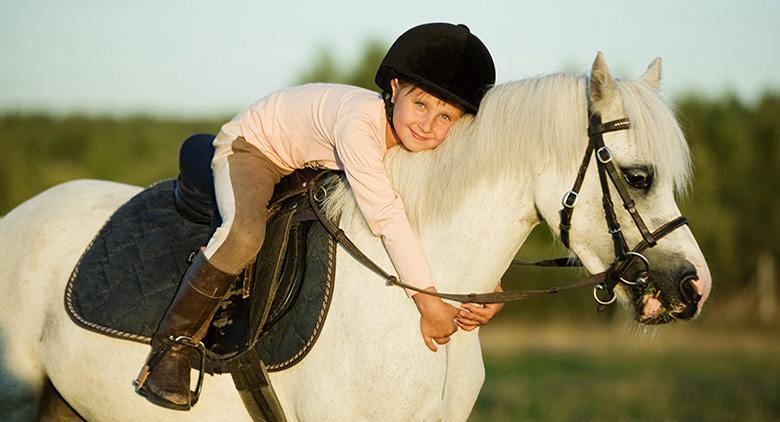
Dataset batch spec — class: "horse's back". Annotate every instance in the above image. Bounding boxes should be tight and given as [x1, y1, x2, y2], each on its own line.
[2, 177, 131, 269]
[0, 178, 141, 313]
[0, 179, 140, 327]
[4, 178, 139, 217]
[0, 179, 139, 291]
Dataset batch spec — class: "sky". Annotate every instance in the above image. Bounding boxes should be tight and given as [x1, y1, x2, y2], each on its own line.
[1, 0, 778, 117]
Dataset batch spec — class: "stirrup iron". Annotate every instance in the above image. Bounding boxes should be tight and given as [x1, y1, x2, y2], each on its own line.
[133, 335, 208, 404]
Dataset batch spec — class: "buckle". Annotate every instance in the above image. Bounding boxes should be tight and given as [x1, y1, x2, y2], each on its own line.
[561, 191, 579, 208]
[596, 146, 612, 164]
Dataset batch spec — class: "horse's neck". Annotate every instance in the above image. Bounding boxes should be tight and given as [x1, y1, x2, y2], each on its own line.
[420, 177, 538, 294]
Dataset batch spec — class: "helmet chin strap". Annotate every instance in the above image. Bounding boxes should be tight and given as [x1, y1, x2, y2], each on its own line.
[383, 90, 396, 130]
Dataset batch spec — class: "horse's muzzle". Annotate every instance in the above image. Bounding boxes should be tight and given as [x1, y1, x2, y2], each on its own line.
[628, 259, 702, 324]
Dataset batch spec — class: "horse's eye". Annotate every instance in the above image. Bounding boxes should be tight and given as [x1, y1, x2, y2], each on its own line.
[621, 166, 653, 189]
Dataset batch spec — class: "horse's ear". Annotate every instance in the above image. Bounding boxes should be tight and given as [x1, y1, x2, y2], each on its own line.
[640, 57, 662, 91]
[589, 52, 617, 107]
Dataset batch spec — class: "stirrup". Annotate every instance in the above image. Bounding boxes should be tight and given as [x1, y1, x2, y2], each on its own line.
[133, 335, 208, 405]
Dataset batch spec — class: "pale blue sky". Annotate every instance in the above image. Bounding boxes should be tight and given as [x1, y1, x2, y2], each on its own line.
[1, 0, 778, 117]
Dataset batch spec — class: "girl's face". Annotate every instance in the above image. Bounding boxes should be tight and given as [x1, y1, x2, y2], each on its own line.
[387, 79, 465, 152]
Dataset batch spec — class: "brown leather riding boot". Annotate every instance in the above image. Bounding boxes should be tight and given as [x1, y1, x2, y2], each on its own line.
[135, 250, 237, 410]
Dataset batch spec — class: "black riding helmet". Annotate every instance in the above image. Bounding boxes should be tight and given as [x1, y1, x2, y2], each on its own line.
[375, 23, 496, 114]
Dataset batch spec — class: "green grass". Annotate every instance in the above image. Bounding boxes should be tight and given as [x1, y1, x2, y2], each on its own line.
[471, 331, 779, 421]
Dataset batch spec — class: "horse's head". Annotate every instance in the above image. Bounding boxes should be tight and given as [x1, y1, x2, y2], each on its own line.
[536, 53, 711, 324]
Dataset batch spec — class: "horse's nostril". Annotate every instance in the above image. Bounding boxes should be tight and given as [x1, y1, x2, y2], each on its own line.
[671, 276, 701, 320]
[679, 275, 701, 303]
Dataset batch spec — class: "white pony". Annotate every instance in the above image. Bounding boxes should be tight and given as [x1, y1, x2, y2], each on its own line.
[0, 53, 710, 421]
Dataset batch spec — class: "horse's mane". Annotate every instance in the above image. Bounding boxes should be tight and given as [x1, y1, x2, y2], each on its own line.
[324, 72, 691, 230]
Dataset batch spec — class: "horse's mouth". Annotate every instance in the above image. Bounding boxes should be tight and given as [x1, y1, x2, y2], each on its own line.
[631, 284, 687, 325]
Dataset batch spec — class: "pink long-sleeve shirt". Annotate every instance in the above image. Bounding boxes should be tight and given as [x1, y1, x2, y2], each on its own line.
[220, 83, 433, 291]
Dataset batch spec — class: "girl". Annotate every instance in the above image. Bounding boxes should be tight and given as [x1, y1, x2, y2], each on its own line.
[136, 22, 499, 410]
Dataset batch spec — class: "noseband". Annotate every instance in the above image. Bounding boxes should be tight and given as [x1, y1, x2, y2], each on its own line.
[558, 111, 689, 305]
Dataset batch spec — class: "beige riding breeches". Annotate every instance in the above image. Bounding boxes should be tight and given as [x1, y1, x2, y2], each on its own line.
[203, 133, 284, 275]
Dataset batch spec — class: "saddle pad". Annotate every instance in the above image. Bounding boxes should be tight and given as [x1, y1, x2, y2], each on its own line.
[66, 180, 208, 340]
[65, 179, 336, 371]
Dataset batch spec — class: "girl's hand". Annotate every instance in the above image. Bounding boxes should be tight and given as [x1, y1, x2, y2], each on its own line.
[455, 283, 505, 331]
[413, 288, 459, 352]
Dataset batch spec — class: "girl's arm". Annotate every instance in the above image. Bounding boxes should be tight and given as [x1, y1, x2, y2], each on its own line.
[334, 116, 458, 351]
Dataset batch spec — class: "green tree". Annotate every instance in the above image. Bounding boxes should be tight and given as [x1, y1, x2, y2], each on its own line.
[676, 92, 780, 293]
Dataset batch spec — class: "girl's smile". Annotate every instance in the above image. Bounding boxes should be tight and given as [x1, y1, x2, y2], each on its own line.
[385, 78, 465, 152]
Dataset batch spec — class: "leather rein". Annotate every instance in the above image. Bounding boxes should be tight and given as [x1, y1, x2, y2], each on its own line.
[306, 111, 689, 305]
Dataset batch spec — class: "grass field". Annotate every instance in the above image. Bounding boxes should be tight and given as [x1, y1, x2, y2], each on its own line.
[471, 319, 779, 421]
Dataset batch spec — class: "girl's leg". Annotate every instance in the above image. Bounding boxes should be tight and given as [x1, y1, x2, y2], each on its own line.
[136, 134, 283, 410]
[206, 135, 283, 274]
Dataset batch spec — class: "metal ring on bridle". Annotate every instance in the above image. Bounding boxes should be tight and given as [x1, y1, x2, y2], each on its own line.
[617, 251, 650, 286]
[313, 185, 328, 202]
[593, 283, 617, 305]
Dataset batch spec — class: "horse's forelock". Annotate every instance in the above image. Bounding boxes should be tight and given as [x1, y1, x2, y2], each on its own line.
[615, 79, 692, 195]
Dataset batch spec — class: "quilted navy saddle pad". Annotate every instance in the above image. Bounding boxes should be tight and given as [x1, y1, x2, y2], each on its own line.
[65, 178, 337, 372]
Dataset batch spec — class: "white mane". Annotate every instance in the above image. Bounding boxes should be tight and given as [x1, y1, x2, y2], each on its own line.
[325, 71, 691, 230]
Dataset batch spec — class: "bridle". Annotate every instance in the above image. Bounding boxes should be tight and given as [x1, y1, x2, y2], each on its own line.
[307, 108, 690, 306]
[556, 110, 689, 305]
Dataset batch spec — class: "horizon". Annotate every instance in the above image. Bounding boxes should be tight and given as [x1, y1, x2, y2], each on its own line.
[2, 1, 778, 118]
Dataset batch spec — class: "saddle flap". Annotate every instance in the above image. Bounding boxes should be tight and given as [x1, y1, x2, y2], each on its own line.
[248, 205, 300, 338]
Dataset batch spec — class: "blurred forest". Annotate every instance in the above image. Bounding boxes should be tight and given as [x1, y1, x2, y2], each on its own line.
[1, 41, 778, 323]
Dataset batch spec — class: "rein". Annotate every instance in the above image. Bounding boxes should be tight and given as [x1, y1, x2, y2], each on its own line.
[307, 173, 604, 304]
[306, 110, 689, 305]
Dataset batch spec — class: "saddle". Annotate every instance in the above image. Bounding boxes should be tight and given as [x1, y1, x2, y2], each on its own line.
[65, 134, 341, 419]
